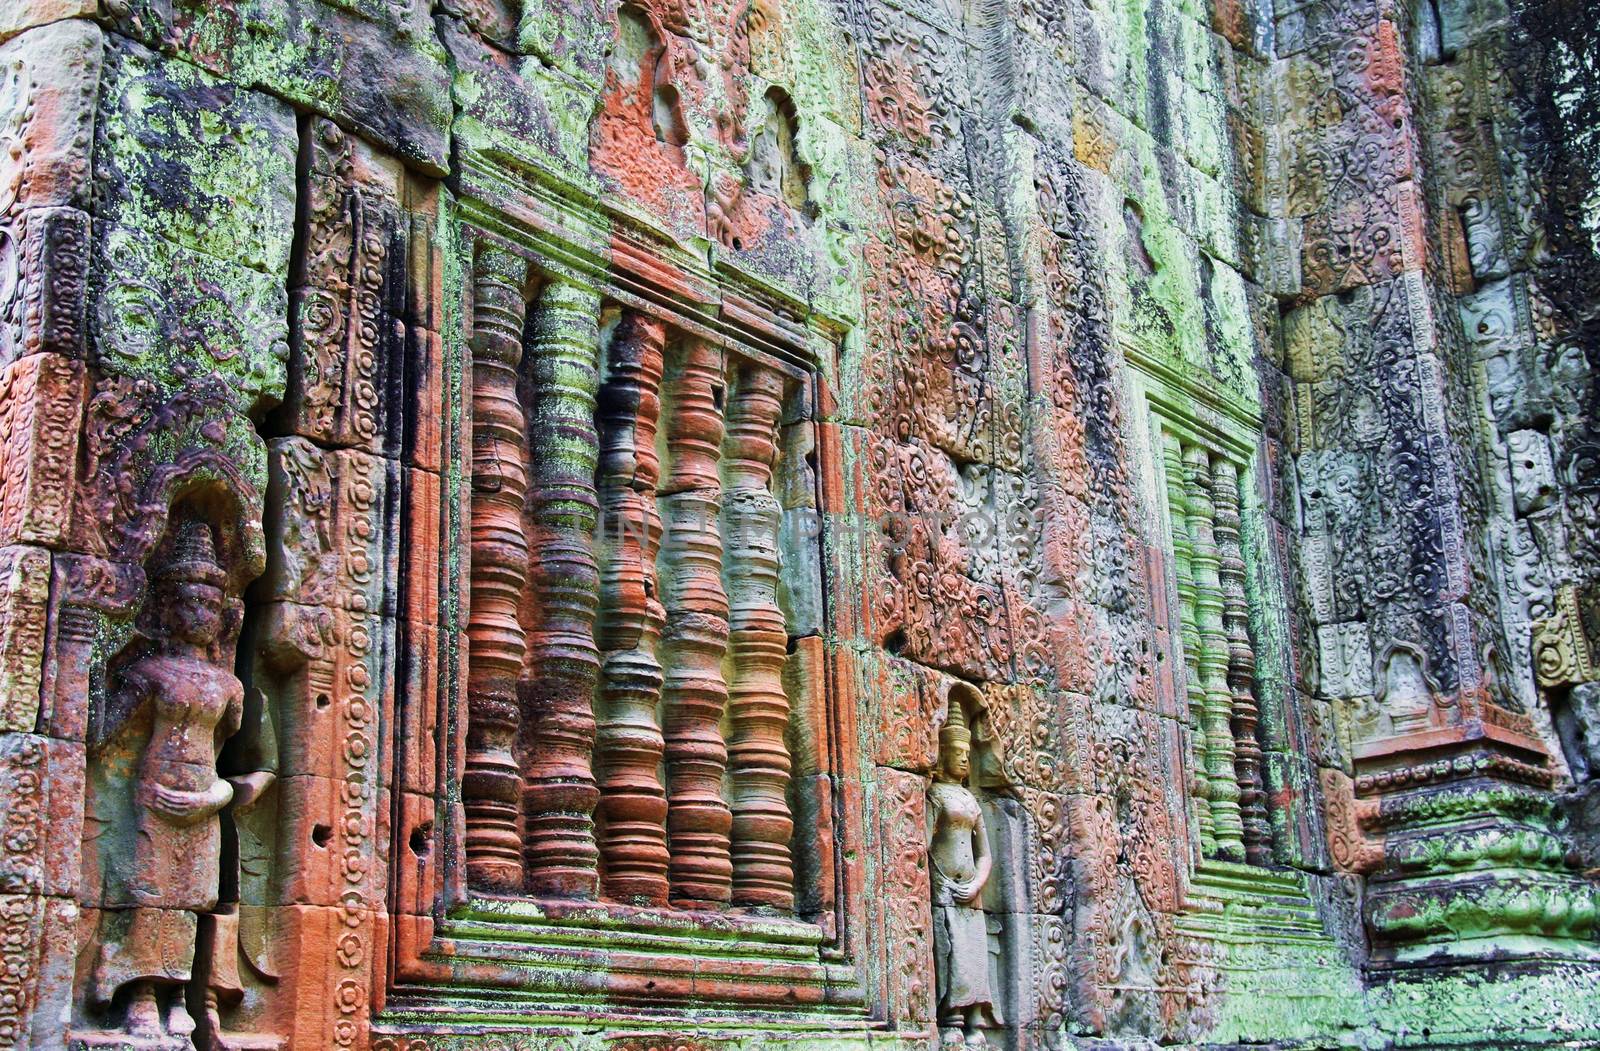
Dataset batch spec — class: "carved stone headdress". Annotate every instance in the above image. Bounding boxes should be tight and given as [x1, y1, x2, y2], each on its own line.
[156, 518, 227, 588]
[940, 695, 970, 748]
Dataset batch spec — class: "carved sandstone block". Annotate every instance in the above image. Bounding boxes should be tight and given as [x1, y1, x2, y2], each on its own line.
[1506, 429, 1557, 515]
[440, 15, 594, 181]
[396, 620, 439, 798]
[93, 221, 289, 414]
[1316, 621, 1374, 700]
[286, 118, 431, 456]
[0, 206, 92, 368]
[0, 732, 82, 899]
[105, 0, 450, 174]
[96, 37, 297, 275]
[0, 546, 48, 734]
[392, 790, 441, 919]
[591, 6, 707, 239]
[784, 634, 833, 779]
[261, 438, 395, 617]
[0, 890, 47, 1047]
[0, 19, 100, 213]
[407, 327, 448, 473]
[789, 772, 837, 923]
[402, 466, 442, 631]
[1533, 584, 1600, 689]
[272, 774, 392, 909]
[1265, 751, 1326, 872]
[873, 767, 933, 1024]
[0, 354, 82, 550]
[72, 375, 267, 574]
[228, 902, 385, 1051]
[778, 425, 825, 638]
[254, 602, 396, 787]
[1319, 767, 1381, 875]
[859, 649, 941, 775]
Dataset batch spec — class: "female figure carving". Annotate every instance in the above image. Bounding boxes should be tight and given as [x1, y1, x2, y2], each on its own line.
[88, 519, 265, 1045]
[928, 700, 996, 1048]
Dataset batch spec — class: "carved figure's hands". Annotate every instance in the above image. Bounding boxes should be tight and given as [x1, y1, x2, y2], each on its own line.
[953, 879, 982, 906]
[148, 780, 234, 826]
[227, 771, 276, 812]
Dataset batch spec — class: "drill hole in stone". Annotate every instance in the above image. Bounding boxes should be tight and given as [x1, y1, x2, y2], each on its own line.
[312, 824, 333, 849]
[316, 692, 331, 710]
[410, 824, 433, 858]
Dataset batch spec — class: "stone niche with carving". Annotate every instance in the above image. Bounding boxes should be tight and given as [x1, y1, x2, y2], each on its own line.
[927, 682, 1025, 1051]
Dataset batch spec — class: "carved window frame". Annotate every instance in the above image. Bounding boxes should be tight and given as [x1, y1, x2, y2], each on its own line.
[1125, 361, 1317, 881]
[383, 158, 868, 1024]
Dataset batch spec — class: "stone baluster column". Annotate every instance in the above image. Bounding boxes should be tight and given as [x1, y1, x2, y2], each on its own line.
[594, 312, 670, 905]
[1163, 430, 1214, 857]
[1212, 457, 1272, 865]
[1185, 444, 1244, 861]
[658, 336, 734, 905]
[520, 278, 603, 898]
[721, 363, 794, 909]
[463, 247, 531, 892]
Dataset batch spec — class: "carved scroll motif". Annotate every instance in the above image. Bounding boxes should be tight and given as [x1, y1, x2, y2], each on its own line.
[722, 362, 794, 908]
[462, 247, 530, 893]
[659, 336, 733, 905]
[288, 118, 403, 453]
[594, 312, 669, 905]
[520, 278, 603, 899]
[1532, 584, 1600, 689]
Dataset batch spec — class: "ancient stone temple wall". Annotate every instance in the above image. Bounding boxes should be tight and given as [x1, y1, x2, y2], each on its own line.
[0, 0, 1598, 1048]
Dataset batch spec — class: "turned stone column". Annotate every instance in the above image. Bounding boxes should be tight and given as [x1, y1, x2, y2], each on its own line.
[463, 247, 531, 893]
[520, 278, 603, 898]
[594, 312, 670, 905]
[1212, 457, 1271, 865]
[659, 336, 733, 905]
[721, 363, 794, 909]
[1163, 430, 1214, 857]
[1184, 445, 1244, 861]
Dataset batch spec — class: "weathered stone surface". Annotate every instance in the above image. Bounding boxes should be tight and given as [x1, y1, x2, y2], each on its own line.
[0, 353, 82, 549]
[260, 438, 394, 616]
[0, 546, 49, 734]
[96, 37, 297, 275]
[104, 0, 452, 173]
[92, 221, 289, 413]
[3, 0, 1598, 1046]
[0, 206, 92, 368]
[0, 732, 82, 898]
[0, 19, 100, 213]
